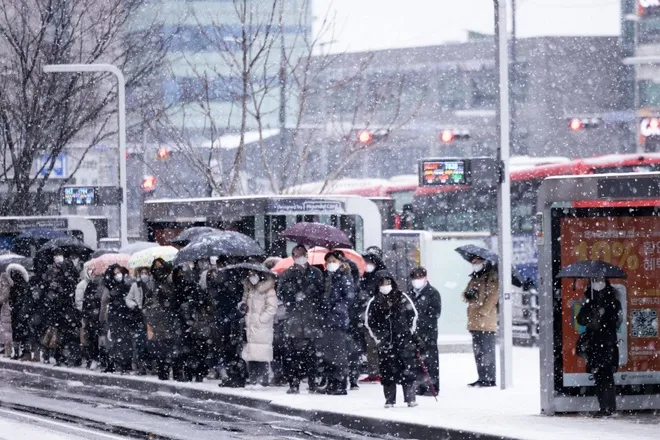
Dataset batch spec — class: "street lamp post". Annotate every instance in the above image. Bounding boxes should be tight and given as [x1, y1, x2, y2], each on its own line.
[494, 0, 514, 390]
[43, 63, 129, 248]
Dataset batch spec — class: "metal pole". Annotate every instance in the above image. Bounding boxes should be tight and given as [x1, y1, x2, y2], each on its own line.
[43, 64, 129, 248]
[510, 0, 517, 154]
[494, 0, 513, 390]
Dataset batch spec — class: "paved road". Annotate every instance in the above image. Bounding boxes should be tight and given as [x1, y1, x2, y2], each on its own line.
[0, 369, 382, 440]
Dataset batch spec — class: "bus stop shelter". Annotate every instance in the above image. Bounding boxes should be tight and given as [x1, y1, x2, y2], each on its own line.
[537, 172, 660, 414]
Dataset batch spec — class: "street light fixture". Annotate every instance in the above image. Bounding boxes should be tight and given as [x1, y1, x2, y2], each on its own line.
[43, 63, 129, 248]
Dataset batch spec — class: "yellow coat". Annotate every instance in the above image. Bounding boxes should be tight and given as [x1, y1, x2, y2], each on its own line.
[462, 269, 499, 332]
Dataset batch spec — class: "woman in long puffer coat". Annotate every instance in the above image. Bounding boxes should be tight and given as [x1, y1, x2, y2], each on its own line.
[365, 271, 419, 408]
[101, 264, 133, 373]
[239, 271, 277, 387]
[0, 264, 31, 359]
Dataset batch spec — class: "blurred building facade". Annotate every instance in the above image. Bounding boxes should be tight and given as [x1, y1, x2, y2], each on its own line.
[299, 36, 632, 182]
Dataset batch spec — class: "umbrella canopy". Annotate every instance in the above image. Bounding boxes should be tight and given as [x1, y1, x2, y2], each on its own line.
[455, 244, 499, 265]
[280, 222, 352, 249]
[128, 246, 178, 269]
[38, 236, 93, 260]
[173, 231, 264, 264]
[169, 227, 221, 247]
[86, 253, 131, 276]
[556, 260, 627, 279]
[119, 241, 160, 255]
[454, 244, 526, 288]
[272, 247, 366, 276]
[220, 263, 274, 277]
[0, 253, 32, 272]
[91, 249, 118, 259]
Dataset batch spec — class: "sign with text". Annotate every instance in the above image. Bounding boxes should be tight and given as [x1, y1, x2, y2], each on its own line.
[420, 160, 467, 186]
[63, 186, 97, 206]
[559, 213, 660, 387]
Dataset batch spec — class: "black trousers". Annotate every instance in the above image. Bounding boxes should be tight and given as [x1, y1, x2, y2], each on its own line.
[282, 338, 316, 387]
[470, 331, 496, 383]
[54, 324, 81, 366]
[417, 336, 440, 393]
[248, 361, 269, 385]
[593, 368, 617, 412]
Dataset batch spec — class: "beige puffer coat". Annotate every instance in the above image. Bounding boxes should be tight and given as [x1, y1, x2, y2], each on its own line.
[462, 268, 499, 332]
[240, 277, 278, 362]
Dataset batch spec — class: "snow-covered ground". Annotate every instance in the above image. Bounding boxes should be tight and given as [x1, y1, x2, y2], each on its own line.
[1, 347, 658, 440]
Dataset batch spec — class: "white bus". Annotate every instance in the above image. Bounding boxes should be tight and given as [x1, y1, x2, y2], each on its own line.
[0, 216, 108, 251]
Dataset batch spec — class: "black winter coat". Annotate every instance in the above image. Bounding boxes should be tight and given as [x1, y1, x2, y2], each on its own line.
[576, 284, 622, 374]
[43, 262, 80, 330]
[277, 264, 324, 339]
[410, 283, 441, 342]
[365, 289, 418, 347]
[321, 266, 356, 332]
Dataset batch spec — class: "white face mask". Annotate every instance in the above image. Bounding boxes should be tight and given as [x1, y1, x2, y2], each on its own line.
[379, 285, 393, 295]
[249, 275, 260, 285]
[210, 256, 218, 266]
[472, 263, 484, 273]
[54, 256, 64, 264]
[114, 274, 124, 282]
[326, 262, 340, 273]
[412, 279, 426, 290]
[365, 263, 376, 273]
[591, 280, 606, 292]
[294, 257, 308, 266]
[140, 275, 151, 284]
[72, 258, 80, 266]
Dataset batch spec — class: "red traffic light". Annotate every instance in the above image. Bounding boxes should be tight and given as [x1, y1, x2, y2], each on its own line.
[357, 130, 373, 144]
[141, 175, 156, 192]
[157, 147, 170, 160]
[569, 118, 583, 131]
[440, 130, 455, 143]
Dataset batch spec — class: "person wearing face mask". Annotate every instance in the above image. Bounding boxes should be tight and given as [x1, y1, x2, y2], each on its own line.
[357, 253, 388, 384]
[408, 267, 441, 396]
[126, 267, 154, 375]
[42, 251, 81, 366]
[143, 258, 180, 380]
[76, 265, 104, 369]
[316, 251, 356, 395]
[462, 256, 498, 388]
[576, 277, 622, 417]
[277, 245, 324, 394]
[239, 270, 278, 387]
[365, 271, 419, 408]
[100, 264, 133, 373]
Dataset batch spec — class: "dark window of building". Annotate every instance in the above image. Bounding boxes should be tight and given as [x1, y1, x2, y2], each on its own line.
[470, 67, 497, 108]
[638, 17, 660, 45]
[639, 80, 660, 108]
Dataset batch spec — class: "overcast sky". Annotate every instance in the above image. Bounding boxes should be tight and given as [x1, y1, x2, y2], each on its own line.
[313, 0, 621, 53]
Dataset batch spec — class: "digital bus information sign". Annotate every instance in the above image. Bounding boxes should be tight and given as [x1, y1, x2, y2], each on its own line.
[63, 186, 97, 206]
[420, 159, 467, 186]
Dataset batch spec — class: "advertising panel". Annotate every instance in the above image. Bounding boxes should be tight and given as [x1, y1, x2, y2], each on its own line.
[558, 213, 660, 387]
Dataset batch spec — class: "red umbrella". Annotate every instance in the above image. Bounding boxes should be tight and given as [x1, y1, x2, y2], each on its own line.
[272, 247, 365, 275]
[280, 222, 351, 249]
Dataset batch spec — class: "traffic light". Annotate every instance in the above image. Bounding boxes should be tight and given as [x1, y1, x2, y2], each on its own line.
[568, 118, 601, 131]
[141, 175, 156, 192]
[155, 147, 170, 160]
[440, 129, 470, 144]
[357, 130, 373, 145]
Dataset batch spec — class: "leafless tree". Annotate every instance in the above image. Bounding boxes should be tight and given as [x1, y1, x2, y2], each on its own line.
[0, 0, 169, 215]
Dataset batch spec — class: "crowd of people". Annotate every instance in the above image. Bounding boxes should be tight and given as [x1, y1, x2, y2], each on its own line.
[0, 241, 510, 408]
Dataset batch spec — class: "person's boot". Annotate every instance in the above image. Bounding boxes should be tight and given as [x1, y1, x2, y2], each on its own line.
[287, 380, 300, 395]
[403, 384, 418, 407]
[31, 350, 41, 363]
[383, 384, 397, 408]
[19, 349, 32, 362]
[4, 343, 12, 358]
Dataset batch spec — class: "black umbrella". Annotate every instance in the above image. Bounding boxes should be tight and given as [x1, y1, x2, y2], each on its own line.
[170, 227, 221, 247]
[454, 244, 526, 288]
[220, 263, 274, 277]
[173, 231, 264, 264]
[280, 222, 352, 249]
[455, 244, 499, 265]
[556, 260, 627, 279]
[38, 236, 93, 260]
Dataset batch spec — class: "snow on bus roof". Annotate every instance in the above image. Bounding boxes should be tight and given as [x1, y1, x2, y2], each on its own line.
[144, 194, 367, 204]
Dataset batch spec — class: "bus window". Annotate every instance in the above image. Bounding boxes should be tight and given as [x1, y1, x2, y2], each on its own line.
[390, 190, 415, 213]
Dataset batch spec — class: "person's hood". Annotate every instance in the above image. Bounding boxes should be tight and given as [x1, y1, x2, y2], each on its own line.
[5, 263, 29, 285]
[374, 270, 399, 291]
[151, 258, 173, 277]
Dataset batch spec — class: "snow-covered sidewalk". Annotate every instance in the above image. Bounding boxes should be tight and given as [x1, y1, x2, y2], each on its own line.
[1, 347, 657, 440]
